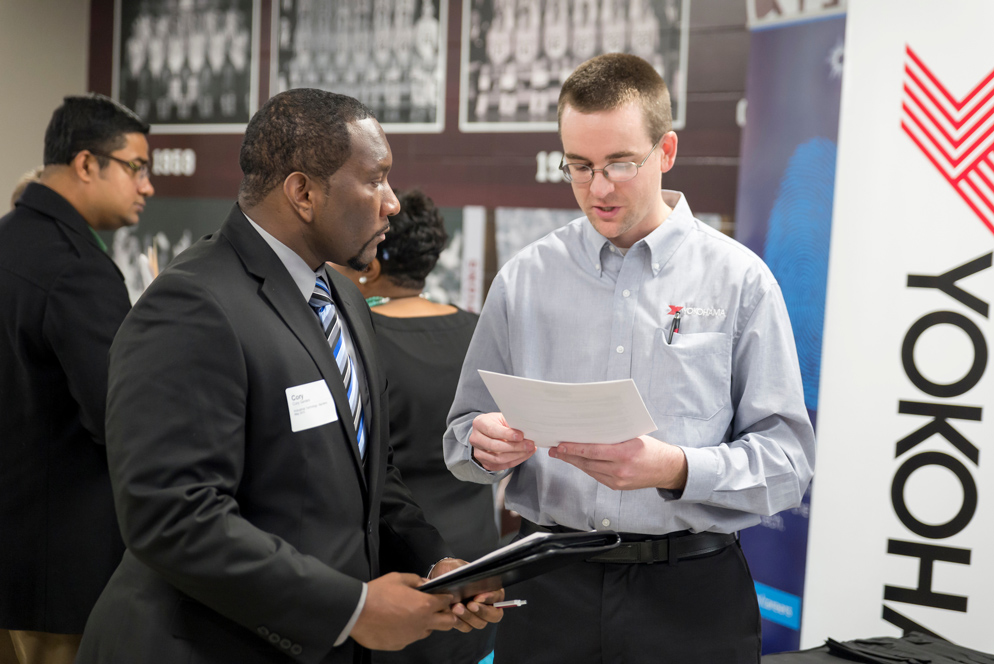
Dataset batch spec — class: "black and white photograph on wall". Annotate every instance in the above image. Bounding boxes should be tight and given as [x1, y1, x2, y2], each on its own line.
[272, 0, 448, 133]
[104, 197, 235, 302]
[495, 207, 578, 267]
[424, 206, 468, 305]
[459, 0, 689, 132]
[113, 0, 260, 133]
[112, 227, 195, 304]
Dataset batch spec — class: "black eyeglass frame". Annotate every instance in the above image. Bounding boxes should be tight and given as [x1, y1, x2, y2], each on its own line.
[85, 150, 151, 180]
[558, 139, 662, 184]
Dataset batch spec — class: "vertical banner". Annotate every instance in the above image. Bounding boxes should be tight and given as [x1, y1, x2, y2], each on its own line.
[460, 206, 487, 313]
[803, 0, 994, 650]
[734, 3, 845, 653]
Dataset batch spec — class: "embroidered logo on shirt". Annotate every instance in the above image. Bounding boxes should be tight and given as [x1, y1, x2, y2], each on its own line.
[668, 305, 726, 317]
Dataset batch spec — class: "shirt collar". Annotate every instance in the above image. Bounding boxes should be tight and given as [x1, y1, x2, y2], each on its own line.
[242, 211, 321, 302]
[579, 190, 695, 276]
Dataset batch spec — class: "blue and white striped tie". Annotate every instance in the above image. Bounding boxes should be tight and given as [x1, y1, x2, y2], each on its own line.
[309, 276, 366, 458]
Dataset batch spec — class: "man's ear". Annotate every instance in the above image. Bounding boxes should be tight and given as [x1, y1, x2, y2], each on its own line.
[659, 131, 678, 174]
[72, 150, 97, 183]
[282, 172, 318, 222]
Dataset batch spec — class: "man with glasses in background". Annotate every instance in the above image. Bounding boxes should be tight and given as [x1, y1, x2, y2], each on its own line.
[0, 94, 153, 664]
[445, 53, 815, 662]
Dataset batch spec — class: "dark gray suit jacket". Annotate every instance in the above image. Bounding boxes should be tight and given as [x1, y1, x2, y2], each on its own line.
[0, 183, 128, 633]
[77, 205, 449, 664]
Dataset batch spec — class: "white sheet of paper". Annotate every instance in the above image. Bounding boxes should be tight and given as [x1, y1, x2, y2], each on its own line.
[478, 370, 657, 447]
[286, 379, 338, 432]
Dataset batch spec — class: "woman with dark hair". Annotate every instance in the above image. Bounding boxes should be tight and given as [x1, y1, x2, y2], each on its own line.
[333, 189, 498, 664]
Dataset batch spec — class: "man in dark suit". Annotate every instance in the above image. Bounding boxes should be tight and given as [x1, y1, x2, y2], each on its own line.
[76, 89, 502, 664]
[0, 94, 154, 664]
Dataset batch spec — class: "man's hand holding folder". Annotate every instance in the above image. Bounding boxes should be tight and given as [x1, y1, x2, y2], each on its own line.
[420, 531, 622, 602]
[351, 558, 505, 651]
[426, 558, 506, 631]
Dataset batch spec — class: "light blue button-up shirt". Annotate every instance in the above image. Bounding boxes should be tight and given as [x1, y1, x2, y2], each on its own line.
[444, 191, 816, 535]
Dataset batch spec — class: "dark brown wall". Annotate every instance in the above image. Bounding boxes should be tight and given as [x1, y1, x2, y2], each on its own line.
[89, 0, 747, 214]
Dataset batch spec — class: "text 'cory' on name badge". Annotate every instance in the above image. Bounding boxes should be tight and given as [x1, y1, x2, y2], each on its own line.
[286, 379, 338, 432]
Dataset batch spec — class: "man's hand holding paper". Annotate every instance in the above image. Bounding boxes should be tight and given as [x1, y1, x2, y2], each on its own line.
[469, 412, 537, 472]
[471, 371, 686, 491]
[549, 436, 689, 491]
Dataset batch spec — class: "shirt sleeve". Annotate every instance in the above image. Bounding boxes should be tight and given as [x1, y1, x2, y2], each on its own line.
[676, 283, 816, 515]
[443, 276, 511, 485]
[334, 584, 367, 647]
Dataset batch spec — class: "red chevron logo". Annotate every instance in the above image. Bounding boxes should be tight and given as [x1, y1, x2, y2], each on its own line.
[901, 45, 994, 235]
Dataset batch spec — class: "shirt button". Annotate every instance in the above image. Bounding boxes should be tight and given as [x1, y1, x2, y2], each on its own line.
[602, 518, 611, 527]
[616, 346, 624, 354]
[595, 264, 601, 271]
[291, 645, 303, 655]
[257, 626, 269, 637]
[280, 638, 292, 650]
[268, 633, 281, 644]
[622, 289, 631, 297]
[652, 262, 659, 270]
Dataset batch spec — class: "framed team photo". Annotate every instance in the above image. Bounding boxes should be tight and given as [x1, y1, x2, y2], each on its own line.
[112, 0, 260, 133]
[271, 0, 449, 134]
[459, 0, 689, 132]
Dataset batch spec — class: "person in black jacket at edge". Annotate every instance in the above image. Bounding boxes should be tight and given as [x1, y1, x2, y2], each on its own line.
[0, 94, 154, 664]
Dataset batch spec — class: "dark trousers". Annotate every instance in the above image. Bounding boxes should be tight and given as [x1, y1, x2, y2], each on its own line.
[372, 623, 495, 664]
[494, 538, 761, 664]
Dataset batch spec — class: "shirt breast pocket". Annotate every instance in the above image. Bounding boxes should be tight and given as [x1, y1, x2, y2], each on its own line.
[647, 330, 731, 421]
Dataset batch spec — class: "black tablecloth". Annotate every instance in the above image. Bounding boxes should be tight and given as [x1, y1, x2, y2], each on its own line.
[763, 633, 994, 664]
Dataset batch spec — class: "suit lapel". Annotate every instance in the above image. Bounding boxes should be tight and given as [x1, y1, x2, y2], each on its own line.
[219, 206, 367, 486]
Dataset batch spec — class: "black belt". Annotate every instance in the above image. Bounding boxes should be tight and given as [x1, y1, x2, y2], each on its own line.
[520, 519, 737, 565]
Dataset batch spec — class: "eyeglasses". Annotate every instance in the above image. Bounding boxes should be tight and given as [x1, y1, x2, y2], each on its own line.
[559, 141, 660, 184]
[88, 151, 151, 180]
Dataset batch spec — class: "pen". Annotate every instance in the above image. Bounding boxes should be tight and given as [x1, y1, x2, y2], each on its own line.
[667, 309, 682, 344]
[493, 599, 528, 608]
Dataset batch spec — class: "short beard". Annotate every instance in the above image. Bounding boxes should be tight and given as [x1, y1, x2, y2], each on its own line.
[347, 223, 389, 271]
[347, 255, 369, 272]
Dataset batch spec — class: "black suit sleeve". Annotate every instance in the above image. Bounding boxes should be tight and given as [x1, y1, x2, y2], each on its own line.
[43, 257, 130, 445]
[106, 273, 361, 663]
[378, 447, 454, 575]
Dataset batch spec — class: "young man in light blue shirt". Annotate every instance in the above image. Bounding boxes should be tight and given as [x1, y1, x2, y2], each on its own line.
[445, 53, 816, 663]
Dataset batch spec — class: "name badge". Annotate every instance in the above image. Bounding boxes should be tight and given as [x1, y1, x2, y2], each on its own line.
[286, 379, 338, 432]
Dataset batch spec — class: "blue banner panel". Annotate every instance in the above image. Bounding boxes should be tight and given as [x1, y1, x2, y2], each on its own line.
[734, 14, 846, 654]
[755, 581, 802, 631]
